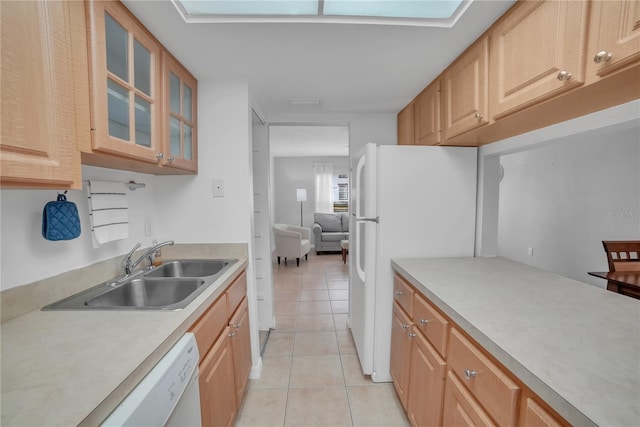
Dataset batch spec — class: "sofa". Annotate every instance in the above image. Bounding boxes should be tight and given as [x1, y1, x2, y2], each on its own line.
[312, 212, 349, 254]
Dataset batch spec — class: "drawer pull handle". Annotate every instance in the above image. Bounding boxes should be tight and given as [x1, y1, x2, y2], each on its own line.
[395, 291, 404, 296]
[401, 324, 410, 330]
[233, 323, 241, 329]
[408, 332, 417, 339]
[228, 332, 236, 338]
[557, 70, 572, 81]
[464, 369, 477, 379]
[593, 51, 612, 64]
[474, 112, 483, 120]
[419, 318, 430, 325]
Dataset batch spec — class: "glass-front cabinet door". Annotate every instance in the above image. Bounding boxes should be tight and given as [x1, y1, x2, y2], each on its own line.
[86, 1, 161, 163]
[162, 51, 198, 172]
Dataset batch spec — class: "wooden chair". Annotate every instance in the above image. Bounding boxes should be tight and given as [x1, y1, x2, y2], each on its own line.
[601, 241, 640, 294]
[602, 241, 640, 271]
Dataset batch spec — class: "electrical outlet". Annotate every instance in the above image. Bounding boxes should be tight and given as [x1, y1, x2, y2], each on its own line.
[212, 179, 224, 197]
[527, 247, 534, 256]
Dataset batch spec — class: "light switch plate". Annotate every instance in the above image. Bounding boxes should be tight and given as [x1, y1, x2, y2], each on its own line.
[213, 179, 224, 197]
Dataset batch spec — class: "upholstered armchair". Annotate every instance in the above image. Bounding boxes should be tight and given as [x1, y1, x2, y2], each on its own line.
[273, 224, 311, 267]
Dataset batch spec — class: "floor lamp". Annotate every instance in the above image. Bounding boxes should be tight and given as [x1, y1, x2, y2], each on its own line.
[296, 188, 307, 227]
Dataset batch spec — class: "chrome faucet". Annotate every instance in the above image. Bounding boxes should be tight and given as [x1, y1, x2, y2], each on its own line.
[121, 240, 174, 275]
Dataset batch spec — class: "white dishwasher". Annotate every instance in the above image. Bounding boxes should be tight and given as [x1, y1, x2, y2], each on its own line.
[101, 333, 201, 427]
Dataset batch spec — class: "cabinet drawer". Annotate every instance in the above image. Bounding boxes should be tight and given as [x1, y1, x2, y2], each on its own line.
[448, 328, 520, 427]
[226, 271, 247, 316]
[190, 295, 227, 362]
[520, 393, 569, 427]
[393, 275, 415, 317]
[443, 371, 496, 427]
[413, 293, 449, 358]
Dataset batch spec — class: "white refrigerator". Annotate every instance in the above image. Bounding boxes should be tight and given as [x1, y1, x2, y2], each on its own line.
[349, 143, 477, 382]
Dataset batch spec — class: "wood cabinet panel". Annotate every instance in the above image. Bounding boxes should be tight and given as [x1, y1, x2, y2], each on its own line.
[393, 275, 415, 317]
[390, 301, 413, 410]
[443, 371, 497, 427]
[407, 329, 446, 427]
[85, 0, 163, 164]
[490, 0, 589, 119]
[413, 292, 449, 358]
[520, 396, 565, 427]
[448, 328, 520, 427]
[227, 271, 247, 316]
[588, 0, 640, 79]
[229, 297, 251, 407]
[191, 295, 227, 363]
[1, 0, 82, 189]
[397, 102, 415, 145]
[161, 51, 198, 172]
[415, 80, 442, 146]
[443, 37, 489, 139]
[199, 326, 237, 427]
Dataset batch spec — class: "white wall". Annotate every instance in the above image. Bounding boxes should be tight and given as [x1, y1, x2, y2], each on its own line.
[496, 126, 640, 287]
[273, 156, 349, 240]
[475, 101, 640, 289]
[0, 166, 159, 291]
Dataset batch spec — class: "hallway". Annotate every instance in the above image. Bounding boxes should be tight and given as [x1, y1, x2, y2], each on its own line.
[235, 252, 409, 426]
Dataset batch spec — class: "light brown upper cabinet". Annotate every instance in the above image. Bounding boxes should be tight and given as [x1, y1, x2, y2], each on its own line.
[1, 0, 83, 189]
[415, 79, 442, 145]
[397, 102, 415, 145]
[162, 52, 198, 172]
[490, 1, 589, 119]
[587, 0, 640, 79]
[85, 0, 163, 165]
[443, 37, 490, 140]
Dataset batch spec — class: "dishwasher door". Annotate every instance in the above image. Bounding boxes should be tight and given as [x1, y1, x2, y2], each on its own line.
[101, 333, 201, 426]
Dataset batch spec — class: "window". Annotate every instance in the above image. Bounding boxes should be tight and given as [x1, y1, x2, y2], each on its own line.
[333, 173, 349, 213]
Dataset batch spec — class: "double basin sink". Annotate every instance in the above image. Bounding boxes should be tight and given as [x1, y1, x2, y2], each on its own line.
[43, 259, 237, 311]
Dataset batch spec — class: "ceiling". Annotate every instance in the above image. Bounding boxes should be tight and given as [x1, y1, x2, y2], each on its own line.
[121, 0, 516, 117]
[122, 1, 515, 158]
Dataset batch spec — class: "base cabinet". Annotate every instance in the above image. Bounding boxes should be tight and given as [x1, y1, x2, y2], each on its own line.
[391, 273, 570, 427]
[190, 270, 250, 427]
[199, 326, 237, 427]
[407, 329, 446, 427]
[390, 302, 413, 410]
[229, 297, 251, 407]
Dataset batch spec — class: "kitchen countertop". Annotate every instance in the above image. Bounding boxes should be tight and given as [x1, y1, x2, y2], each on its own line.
[391, 256, 640, 427]
[1, 248, 248, 427]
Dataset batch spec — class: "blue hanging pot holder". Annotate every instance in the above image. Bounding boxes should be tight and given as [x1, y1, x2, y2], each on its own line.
[42, 192, 81, 241]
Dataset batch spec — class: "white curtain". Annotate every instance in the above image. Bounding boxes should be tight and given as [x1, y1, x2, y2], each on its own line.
[314, 163, 334, 213]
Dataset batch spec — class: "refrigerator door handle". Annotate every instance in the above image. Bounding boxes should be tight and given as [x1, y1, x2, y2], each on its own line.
[355, 154, 366, 282]
[356, 217, 379, 223]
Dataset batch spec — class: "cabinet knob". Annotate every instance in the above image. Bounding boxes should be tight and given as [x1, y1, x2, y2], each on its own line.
[401, 323, 410, 330]
[395, 290, 404, 296]
[593, 51, 612, 64]
[557, 70, 572, 81]
[228, 332, 236, 338]
[474, 112, 483, 120]
[408, 332, 417, 339]
[419, 318, 430, 325]
[464, 369, 477, 379]
[233, 323, 241, 329]
[156, 153, 164, 160]
[168, 155, 176, 163]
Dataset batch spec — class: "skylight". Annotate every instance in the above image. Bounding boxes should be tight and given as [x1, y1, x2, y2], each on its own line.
[173, 0, 469, 27]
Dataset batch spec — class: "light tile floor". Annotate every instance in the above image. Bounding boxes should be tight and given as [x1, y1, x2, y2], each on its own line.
[236, 252, 409, 427]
